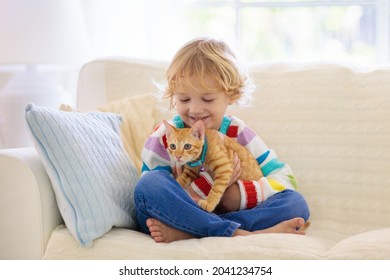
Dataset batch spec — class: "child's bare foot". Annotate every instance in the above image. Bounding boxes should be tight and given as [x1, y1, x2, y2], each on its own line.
[262, 217, 309, 234]
[146, 218, 194, 243]
[146, 217, 309, 243]
[233, 217, 309, 237]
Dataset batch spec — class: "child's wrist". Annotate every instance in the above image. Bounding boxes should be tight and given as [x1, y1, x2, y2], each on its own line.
[237, 179, 263, 210]
[190, 172, 213, 199]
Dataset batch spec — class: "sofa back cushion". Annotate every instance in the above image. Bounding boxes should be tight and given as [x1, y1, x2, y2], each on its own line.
[230, 63, 390, 241]
[78, 59, 390, 241]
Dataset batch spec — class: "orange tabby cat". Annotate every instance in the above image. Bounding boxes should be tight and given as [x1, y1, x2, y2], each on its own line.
[164, 119, 263, 212]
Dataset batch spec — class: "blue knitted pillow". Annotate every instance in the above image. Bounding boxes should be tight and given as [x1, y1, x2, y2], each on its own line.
[25, 103, 138, 247]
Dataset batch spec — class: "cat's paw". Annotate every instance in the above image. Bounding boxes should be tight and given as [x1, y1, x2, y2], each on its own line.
[198, 199, 216, 212]
[176, 177, 187, 189]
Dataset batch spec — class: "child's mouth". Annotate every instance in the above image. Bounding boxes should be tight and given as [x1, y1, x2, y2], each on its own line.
[190, 116, 208, 122]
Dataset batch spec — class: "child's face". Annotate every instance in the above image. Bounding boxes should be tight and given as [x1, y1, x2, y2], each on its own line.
[174, 75, 232, 130]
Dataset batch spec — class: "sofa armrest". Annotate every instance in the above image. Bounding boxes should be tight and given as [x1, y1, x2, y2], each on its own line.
[0, 147, 62, 259]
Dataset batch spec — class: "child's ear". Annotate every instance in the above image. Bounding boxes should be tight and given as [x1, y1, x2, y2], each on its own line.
[190, 120, 205, 140]
[228, 97, 235, 105]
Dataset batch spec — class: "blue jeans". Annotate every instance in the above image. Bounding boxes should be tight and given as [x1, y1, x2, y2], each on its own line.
[134, 170, 310, 237]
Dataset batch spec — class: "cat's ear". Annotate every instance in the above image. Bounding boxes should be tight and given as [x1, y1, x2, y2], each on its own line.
[163, 120, 174, 138]
[190, 120, 205, 140]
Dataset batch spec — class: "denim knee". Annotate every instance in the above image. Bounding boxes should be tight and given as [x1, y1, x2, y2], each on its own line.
[134, 170, 171, 198]
[288, 190, 310, 221]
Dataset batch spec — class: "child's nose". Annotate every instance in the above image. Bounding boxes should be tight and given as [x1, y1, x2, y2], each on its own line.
[189, 103, 203, 114]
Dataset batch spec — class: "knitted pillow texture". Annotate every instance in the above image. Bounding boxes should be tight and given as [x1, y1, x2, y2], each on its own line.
[25, 103, 138, 247]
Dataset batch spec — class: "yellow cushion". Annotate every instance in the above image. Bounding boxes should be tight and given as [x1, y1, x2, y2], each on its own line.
[99, 94, 161, 173]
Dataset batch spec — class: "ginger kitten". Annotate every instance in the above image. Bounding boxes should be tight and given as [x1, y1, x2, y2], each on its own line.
[164, 120, 262, 212]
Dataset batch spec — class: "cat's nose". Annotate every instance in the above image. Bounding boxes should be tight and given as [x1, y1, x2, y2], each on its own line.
[176, 155, 182, 160]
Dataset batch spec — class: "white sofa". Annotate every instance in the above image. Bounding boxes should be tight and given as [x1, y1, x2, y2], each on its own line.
[1, 58, 390, 260]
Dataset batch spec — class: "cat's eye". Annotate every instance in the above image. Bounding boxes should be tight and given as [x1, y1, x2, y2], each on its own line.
[184, 143, 192, 150]
[169, 144, 176, 150]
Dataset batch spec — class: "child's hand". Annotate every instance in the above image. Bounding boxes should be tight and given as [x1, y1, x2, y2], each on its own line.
[228, 152, 242, 186]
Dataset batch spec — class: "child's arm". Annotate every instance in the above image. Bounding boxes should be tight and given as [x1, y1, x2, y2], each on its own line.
[232, 117, 298, 210]
[236, 150, 297, 209]
[140, 123, 173, 176]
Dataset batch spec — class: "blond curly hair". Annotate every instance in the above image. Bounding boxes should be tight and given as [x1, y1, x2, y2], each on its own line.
[164, 37, 254, 109]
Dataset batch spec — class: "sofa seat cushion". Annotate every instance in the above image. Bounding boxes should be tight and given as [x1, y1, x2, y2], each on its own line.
[43, 225, 390, 260]
[44, 225, 330, 260]
[326, 228, 390, 259]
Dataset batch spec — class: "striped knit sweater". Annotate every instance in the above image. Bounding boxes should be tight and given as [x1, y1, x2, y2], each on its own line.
[141, 115, 298, 210]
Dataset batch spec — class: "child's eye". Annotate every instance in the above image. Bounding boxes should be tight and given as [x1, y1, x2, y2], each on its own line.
[184, 143, 192, 150]
[203, 98, 215, 103]
[169, 144, 176, 150]
[179, 98, 190, 103]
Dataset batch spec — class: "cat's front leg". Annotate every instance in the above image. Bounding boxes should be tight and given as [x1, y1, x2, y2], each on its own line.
[198, 172, 232, 212]
[176, 166, 199, 189]
[198, 199, 217, 212]
[176, 173, 192, 189]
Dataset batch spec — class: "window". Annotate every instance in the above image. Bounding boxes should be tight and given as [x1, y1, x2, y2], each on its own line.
[182, 0, 390, 64]
[82, 0, 390, 65]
